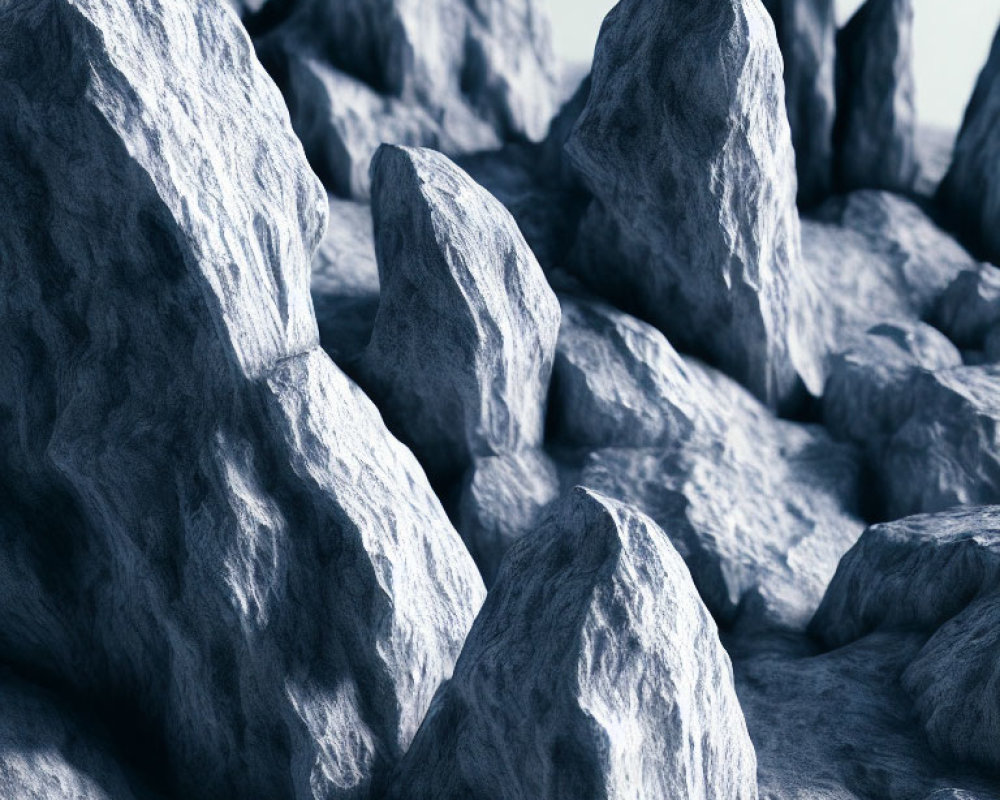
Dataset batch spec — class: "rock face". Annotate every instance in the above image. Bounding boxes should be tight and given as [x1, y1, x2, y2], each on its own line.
[811, 508, 1000, 776]
[938, 27, 1000, 265]
[0, 4, 484, 800]
[762, 0, 837, 206]
[552, 298, 863, 631]
[388, 489, 759, 800]
[933, 264, 1000, 351]
[359, 145, 561, 485]
[257, 0, 559, 198]
[835, 0, 918, 192]
[565, 0, 822, 411]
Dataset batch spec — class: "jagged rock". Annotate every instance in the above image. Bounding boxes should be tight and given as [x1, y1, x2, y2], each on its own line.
[914, 125, 957, 198]
[564, 0, 822, 411]
[881, 366, 1000, 517]
[456, 449, 561, 586]
[933, 264, 1000, 350]
[835, 0, 918, 192]
[0, 670, 147, 800]
[762, 0, 837, 205]
[257, 0, 559, 198]
[388, 488, 758, 800]
[810, 508, 1000, 776]
[0, 4, 484, 799]
[732, 631, 1000, 800]
[310, 197, 380, 367]
[938, 27, 1000, 264]
[359, 145, 561, 484]
[823, 321, 962, 446]
[551, 298, 862, 630]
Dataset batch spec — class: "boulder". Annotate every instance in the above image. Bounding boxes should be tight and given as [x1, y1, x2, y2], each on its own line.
[933, 263, 1000, 350]
[938, 27, 1000, 265]
[835, 0, 918, 192]
[388, 488, 758, 800]
[564, 0, 822, 411]
[456, 449, 561, 586]
[0, 4, 484, 799]
[359, 145, 561, 485]
[762, 0, 838, 205]
[256, 0, 559, 198]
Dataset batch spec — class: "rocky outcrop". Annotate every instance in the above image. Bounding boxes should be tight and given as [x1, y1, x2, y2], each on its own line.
[933, 264, 1000, 351]
[456, 449, 561, 586]
[762, 0, 837, 206]
[835, 0, 918, 193]
[938, 27, 1000, 264]
[359, 145, 561, 484]
[256, 0, 559, 198]
[0, 4, 484, 799]
[388, 489, 759, 800]
[551, 298, 863, 631]
[823, 321, 962, 446]
[564, 0, 822, 411]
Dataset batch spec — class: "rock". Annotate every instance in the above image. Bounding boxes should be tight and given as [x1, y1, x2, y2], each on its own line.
[456, 449, 561, 586]
[388, 488, 758, 800]
[938, 27, 1000, 265]
[762, 0, 837, 206]
[881, 366, 1000, 517]
[823, 321, 962, 446]
[257, 0, 559, 198]
[810, 507, 1000, 776]
[914, 124, 957, 198]
[0, 670, 147, 800]
[564, 0, 822, 411]
[551, 298, 863, 631]
[358, 145, 561, 484]
[732, 631, 1000, 800]
[0, 4, 484, 799]
[310, 197, 380, 367]
[933, 264, 1000, 350]
[835, 0, 918, 192]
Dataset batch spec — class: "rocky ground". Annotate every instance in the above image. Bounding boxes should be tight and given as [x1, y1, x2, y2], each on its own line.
[2, 0, 1000, 798]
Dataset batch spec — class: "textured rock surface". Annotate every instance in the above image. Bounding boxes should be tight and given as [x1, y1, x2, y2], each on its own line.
[762, 0, 837, 205]
[565, 0, 822, 411]
[552, 298, 863, 631]
[359, 145, 561, 484]
[257, 0, 559, 198]
[310, 197, 380, 367]
[933, 264, 1000, 350]
[389, 489, 758, 800]
[0, 670, 147, 800]
[938, 27, 1000, 264]
[823, 321, 962, 446]
[456, 449, 561, 586]
[0, 4, 484, 799]
[835, 0, 918, 192]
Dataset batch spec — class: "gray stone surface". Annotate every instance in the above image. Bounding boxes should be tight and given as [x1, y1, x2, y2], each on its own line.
[564, 0, 822, 411]
[0, 4, 484, 799]
[257, 0, 559, 198]
[552, 298, 863, 631]
[388, 488, 758, 800]
[762, 0, 837, 206]
[456, 449, 561, 586]
[359, 145, 561, 484]
[933, 263, 1000, 350]
[823, 321, 962, 446]
[938, 27, 1000, 265]
[835, 0, 918, 192]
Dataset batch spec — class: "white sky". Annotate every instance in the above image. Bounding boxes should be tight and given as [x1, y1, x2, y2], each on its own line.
[546, 0, 1000, 130]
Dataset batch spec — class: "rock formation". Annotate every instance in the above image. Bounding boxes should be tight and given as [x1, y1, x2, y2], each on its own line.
[564, 0, 822, 411]
[938, 26, 1000, 264]
[762, 0, 838, 206]
[256, 0, 560, 198]
[388, 489, 759, 800]
[359, 145, 561, 485]
[933, 264, 1000, 351]
[0, 4, 484, 800]
[835, 0, 918, 192]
